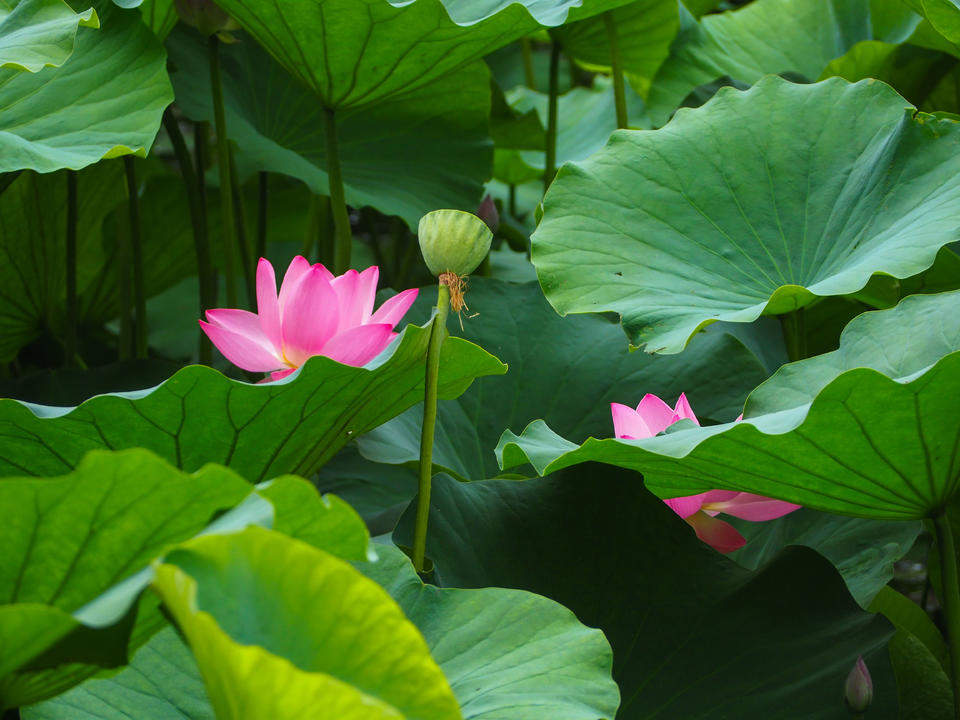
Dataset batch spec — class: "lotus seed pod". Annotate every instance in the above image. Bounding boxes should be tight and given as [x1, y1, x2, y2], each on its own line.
[418, 209, 493, 277]
[174, 0, 238, 36]
[843, 656, 872, 714]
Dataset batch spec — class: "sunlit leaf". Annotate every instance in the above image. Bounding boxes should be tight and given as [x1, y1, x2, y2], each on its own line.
[0, 0, 98, 72]
[533, 77, 960, 353]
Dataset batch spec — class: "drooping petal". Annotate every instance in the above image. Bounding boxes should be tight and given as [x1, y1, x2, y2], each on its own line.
[685, 511, 747, 553]
[636, 393, 680, 435]
[611, 402, 653, 440]
[370, 288, 419, 329]
[256, 258, 282, 351]
[370, 288, 420, 328]
[663, 493, 707, 519]
[199, 319, 283, 372]
[205, 308, 273, 347]
[673, 393, 700, 425]
[320, 323, 395, 366]
[281, 265, 340, 366]
[709, 493, 802, 522]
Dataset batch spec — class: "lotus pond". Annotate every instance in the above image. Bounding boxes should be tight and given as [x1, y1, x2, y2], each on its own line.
[1, 0, 960, 717]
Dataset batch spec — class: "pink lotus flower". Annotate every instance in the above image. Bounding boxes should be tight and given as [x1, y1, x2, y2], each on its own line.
[200, 256, 418, 381]
[611, 393, 800, 553]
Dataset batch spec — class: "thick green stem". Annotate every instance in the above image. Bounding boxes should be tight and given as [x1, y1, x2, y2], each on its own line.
[323, 108, 352, 274]
[117, 190, 133, 362]
[779, 307, 807, 362]
[209, 34, 237, 307]
[508, 183, 517, 218]
[257, 171, 268, 259]
[935, 512, 960, 719]
[229, 148, 255, 308]
[123, 156, 147, 359]
[412, 282, 450, 573]
[603, 11, 628, 129]
[65, 171, 78, 366]
[521, 37, 536, 90]
[544, 40, 561, 194]
[163, 110, 214, 364]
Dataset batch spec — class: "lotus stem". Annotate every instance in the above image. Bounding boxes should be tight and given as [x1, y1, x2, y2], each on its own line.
[779, 307, 807, 362]
[123, 156, 147, 359]
[208, 33, 238, 308]
[521, 37, 536, 90]
[229, 147, 255, 308]
[412, 282, 450, 573]
[508, 183, 517, 217]
[116, 183, 133, 362]
[545, 40, 561, 194]
[934, 513, 960, 719]
[163, 109, 213, 364]
[65, 170, 78, 366]
[257, 171, 268, 260]
[322, 107, 352, 274]
[603, 11, 628, 129]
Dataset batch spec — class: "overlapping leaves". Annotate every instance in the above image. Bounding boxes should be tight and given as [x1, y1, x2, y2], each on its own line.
[0, 320, 505, 479]
[0, 0, 98, 72]
[533, 77, 960, 353]
[498, 290, 960, 519]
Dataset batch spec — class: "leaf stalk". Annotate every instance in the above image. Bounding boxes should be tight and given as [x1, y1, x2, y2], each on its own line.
[934, 512, 960, 719]
[323, 107, 353, 274]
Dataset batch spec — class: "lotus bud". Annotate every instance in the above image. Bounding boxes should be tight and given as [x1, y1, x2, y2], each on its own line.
[844, 656, 872, 714]
[477, 194, 499, 233]
[417, 209, 492, 277]
[174, 0, 239, 36]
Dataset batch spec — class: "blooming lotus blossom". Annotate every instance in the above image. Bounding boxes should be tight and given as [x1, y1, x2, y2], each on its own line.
[200, 256, 418, 381]
[611, 393, 800, 553]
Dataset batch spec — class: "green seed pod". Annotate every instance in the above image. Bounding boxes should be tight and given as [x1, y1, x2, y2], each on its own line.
[418, 209, 493, 277]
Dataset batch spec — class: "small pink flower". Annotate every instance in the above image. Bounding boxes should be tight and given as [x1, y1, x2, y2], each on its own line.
[611, 393, 800, 553]
[200, 256, 418, 381]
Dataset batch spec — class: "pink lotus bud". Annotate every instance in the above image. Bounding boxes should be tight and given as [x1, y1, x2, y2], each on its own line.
[477, 194, 499, 233]
[174, 0, 238, 36]
[844, 656, 872, 714]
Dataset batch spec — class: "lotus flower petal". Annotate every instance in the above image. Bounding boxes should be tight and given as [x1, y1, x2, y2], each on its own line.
[611, 402, 652, 440]
[281, 265, 341, 366]
[636, 393, 682, 435]
[321, 323, 395, 366]
[256, 258, 282, 351]
[199, 318, 282, 372]
[663, 494, 706, 519]
[686, 511, 747, 553]
[371, 288, 420, 329]
[709, 493, 802, 522]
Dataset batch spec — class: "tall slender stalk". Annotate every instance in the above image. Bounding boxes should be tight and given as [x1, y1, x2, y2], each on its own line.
[412, 282, 450, 573]
[64, 171, 78, 366]
[779, 307, 807, 362]
[521, 37, 536, 90]
[603, 11, 628, 129]
[117, 189, 133, 362]
[208, 34, 237, 307]
[123, 156, 147, 358]
[508, 184, 517, 218]
[323, 108, 352, 274]
[163, 110, 214, 364]
[257, 171, 268, 260]
[545, 40, 561, 194]
[229, 148, 255, 308]
[934, 512, 960, 719]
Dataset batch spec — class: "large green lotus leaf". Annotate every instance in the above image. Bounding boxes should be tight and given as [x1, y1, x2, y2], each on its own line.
[552, 0, 678, 96]
[645, 0, 920, 124]
[0, 449, 260, 709]
[153, 527, 462, 720]
[35, 539, 619, 720]
[1, 448, 372, 711]
[0, 322, 506, 479]
[345, 279, 767, 487]
[138, 0, 176, 38]
[0, 4, 172, 172]
[498, 291, 960, 520]
[393, 469, 897, 718]
[213, 0, 634, 110]
[909, 0, 960, 43]
[0, 0, 97, 72]
[167, 28, 491, 229]
[532, 77, 960, 354]
[731, 510, 921, 607]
